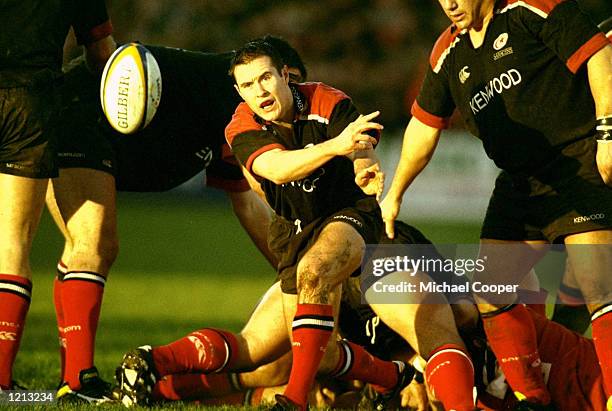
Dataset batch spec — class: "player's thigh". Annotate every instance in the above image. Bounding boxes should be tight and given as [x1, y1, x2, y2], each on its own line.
[240, 282, 292, 364]
[51, 168, 118, 272]
[475, 239, 548, 283]
[369, 280, 463, 357]
[297, 221, 365, 286]
[0, 173, 48, 274]
[51, 168, 117, 241]
[565, 229, 612, 307]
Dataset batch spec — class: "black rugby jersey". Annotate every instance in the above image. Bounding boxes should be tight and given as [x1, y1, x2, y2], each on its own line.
[413, 0, 609, 174]
[59, 46, 248, 192]
[226, 83, 375, 225]
[0, 0, 111, 85]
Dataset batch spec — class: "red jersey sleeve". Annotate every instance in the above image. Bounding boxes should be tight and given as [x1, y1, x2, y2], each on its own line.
[72, 0, 113, 45]
[225, 102, 285, 174]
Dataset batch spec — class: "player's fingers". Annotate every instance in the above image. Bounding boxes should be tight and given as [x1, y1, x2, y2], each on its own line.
[355, 141, 374, 150]
[355, 135, 378, 146]
[355, 122, 384, 133]
[376, 172, 385, 202]
[359, 111, 381, 122]
[384, 218, 395, 239]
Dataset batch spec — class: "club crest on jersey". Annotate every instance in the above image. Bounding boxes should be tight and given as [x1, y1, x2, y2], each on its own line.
[493, 33, 508, 50]
[458, 66, 470, 84]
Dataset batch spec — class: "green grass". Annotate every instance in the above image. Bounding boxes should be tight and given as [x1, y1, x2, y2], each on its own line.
[7, 191, 481, 410]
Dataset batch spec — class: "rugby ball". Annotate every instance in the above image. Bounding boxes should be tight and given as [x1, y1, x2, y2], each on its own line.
[100, 43, 162, 134]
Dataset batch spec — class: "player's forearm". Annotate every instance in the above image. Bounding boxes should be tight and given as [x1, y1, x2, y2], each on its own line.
[228, 190, 278, 268]
[252, 141, 337, 185]
[588, 44, 612, 118]
[386, 118, 441, 201]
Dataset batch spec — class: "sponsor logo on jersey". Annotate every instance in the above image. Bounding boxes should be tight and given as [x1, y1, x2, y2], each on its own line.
[0, 321, 19, 328]
[493, 47, 514, 61]
[458, 66, 470, 84]
[573, 213, 605, 224]
[493, 33, 508, 50]
[469, 69, 522, 115]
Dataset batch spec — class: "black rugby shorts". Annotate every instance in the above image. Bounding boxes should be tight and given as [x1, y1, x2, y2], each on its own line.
[0, 83, 59, 178]
[270, 197, 383, 294]
[481, 137, 612, 242]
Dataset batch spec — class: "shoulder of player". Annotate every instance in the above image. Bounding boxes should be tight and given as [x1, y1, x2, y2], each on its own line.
[495, 0, 564, 19]
[297, 82, 351, 122]
[225, 102, 264, 146]
[429, 25, 463, 72]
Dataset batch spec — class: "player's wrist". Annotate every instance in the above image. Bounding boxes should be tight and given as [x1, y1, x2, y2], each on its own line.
[596, 115, 612, 142]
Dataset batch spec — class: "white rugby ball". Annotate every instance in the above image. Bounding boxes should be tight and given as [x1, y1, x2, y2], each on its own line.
[100, 43, 162, 134]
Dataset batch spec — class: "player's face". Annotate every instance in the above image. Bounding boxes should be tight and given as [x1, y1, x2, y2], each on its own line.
[234, 56, 294, 123]
[438, 0, 493, 30]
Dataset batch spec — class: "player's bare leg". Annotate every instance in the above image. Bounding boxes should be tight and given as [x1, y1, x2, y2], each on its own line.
[367, 270, 476, 411]
[551, 256, 591, 334]
[473, 239, 551, 405]
[46, 168, 117, 400]
[279, 222, 408, 410]
[0, 174, 46, 389]
[565, 230, 612, 407]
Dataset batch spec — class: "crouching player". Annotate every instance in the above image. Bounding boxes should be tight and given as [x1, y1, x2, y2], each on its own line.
[112, 221, 478, 410]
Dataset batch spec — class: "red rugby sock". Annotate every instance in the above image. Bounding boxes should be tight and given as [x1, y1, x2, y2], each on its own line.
[0, 274, 32, 389]
[518, 288, 548, 318]
[482, 304, 550, 404]
[283, 303, 334, 410]
[152, 373, 237, 401]
[331, 339, 399, 391]
[425, 344, 475, 411]
[54, 262, 67, 381]
[591, 306, 612, 399]
[152, 328, 239, 376]
[61, 271, 106, 389]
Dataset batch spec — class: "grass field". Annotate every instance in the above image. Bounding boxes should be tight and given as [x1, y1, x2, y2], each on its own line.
[7, 190, 482, 410]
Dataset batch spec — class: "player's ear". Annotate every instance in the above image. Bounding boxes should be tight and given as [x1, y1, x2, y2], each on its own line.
[281, 65, 289, 84]
[234, 83, 244, 100]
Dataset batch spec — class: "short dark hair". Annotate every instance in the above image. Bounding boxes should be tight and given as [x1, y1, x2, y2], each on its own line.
[262, 35, 307, 81]
[599, 16, 612, 36]
[229, 39, 284, 80]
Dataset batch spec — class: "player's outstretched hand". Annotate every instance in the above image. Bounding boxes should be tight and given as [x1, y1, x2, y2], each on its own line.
[355, 163, 385, 201]
[596, 140, 612, 185]
[380, 194, 400, 239]
[332, 111, 382, 156]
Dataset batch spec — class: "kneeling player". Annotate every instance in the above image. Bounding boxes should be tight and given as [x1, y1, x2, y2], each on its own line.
[113, 221, 478, 411]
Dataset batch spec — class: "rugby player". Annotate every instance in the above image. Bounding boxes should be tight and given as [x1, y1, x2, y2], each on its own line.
[381, 0, 612, 409]
[113, 221, 478, 410]
[46, 36, 305, 403]
[113, 39, 477, 410]
[551, 15, 612, 335]
[0, 0, 115, 397]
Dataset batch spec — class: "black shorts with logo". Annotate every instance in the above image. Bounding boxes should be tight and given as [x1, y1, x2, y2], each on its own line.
[0, 71, 60, 178]
[338, 278, 405, 361]
[269, 197, 383, 294]
[481, 137, 612, 243]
